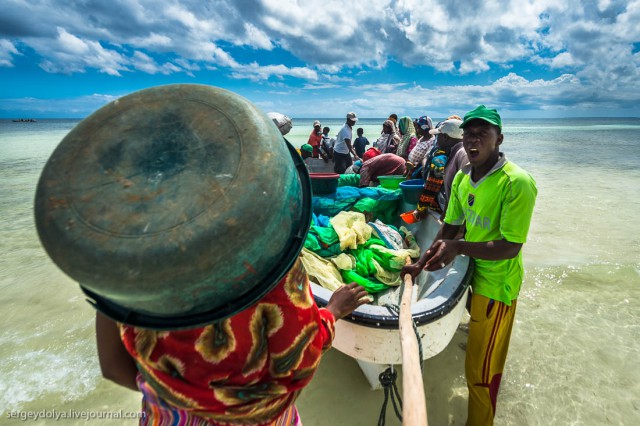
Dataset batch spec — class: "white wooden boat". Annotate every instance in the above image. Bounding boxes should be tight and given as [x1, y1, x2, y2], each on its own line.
[309, 206, 473, 389]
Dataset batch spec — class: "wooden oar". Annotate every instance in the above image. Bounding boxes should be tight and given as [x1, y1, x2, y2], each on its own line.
[400, 258, 428, 425]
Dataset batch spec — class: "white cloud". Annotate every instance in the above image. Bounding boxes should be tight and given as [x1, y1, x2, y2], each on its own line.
[550, 52, 576, 68]
[357, 83, 409, 91]
[230, 63, 318, 81]
[56, 27, 90, 55]
[163, 5, 217, 37]
[1, 0, 639, 114]
[237, 23, 274, 50]
[28, 28, 128, 76]
[301, 83, 340, 90]
[0, 39, 20, 67]
[270, 72, 593, 118]
[129, 33, 172, 48]
[131, 51, 182, 75]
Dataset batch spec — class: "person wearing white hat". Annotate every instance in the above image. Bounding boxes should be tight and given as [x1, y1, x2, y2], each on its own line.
[333, 112, 359, 174]
[413, 118, 467, 219]
[429, 118, 469, 215]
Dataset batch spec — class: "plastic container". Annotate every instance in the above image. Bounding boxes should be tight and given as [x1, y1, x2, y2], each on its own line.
[378, 175, 406, 190]
[400, 211, 418, 224]
[399, 179, 425, 204]
[310, 173, 340, 195]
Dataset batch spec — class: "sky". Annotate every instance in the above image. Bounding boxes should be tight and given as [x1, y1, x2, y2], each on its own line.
[1, 0, 639, 119]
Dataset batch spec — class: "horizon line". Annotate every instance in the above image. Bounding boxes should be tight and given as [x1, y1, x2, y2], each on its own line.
[3, 116, 640, 121]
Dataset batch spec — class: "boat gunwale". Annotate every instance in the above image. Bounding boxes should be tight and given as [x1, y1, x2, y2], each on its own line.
[311, 259, 473, 330]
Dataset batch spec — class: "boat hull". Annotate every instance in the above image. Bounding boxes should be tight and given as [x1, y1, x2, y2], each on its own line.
[332, 288, 468, 365]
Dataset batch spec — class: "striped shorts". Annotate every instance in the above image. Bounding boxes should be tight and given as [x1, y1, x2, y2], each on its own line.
[465, 293, 517, 426]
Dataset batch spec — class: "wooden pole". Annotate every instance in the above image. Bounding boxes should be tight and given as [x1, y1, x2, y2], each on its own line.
[400, 259, 428, 425]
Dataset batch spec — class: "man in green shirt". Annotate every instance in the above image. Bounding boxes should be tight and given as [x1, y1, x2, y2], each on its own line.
[403, 105, 537, 425]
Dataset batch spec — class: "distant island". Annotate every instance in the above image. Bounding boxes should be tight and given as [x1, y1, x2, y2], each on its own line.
[12, 118, 37, 122]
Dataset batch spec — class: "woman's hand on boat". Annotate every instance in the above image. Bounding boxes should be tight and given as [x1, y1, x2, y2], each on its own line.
[326, 282, 370, 319]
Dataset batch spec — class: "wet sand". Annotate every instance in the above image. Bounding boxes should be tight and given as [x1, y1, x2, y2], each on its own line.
[297, 316, 470, 425]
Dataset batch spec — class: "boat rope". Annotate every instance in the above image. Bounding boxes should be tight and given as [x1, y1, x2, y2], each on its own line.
[377, 297, 425, 425]
[377, 366, 403, 426]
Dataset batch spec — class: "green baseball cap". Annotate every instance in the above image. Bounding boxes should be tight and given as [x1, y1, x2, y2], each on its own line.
[301, 144, 313, 153]
[460, 105, 502, 130]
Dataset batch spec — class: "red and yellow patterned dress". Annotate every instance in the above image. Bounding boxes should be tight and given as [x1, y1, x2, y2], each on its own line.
[119, 259, 335, 425]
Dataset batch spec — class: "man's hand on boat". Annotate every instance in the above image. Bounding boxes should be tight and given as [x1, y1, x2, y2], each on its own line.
[402, 239, 459, 279]
[422, 239, 458, 271]
[325, 282, 370, 319]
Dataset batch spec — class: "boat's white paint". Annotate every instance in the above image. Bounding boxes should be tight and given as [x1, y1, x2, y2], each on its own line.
[332, 288, 468, 365]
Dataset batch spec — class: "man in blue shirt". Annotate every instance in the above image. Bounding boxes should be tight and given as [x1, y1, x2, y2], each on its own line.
[353, 127, 370, 158]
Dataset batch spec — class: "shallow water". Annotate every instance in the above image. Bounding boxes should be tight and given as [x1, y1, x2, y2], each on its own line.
[1, 118, 639, 425]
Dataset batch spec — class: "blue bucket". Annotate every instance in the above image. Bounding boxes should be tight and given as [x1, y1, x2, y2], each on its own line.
[399, 179, 425, 204]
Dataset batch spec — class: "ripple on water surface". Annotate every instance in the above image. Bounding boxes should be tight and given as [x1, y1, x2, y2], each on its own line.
[496, 263, 640, 425]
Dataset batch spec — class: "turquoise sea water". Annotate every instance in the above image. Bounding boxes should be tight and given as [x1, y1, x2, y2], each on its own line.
[1, 118, 639, 425]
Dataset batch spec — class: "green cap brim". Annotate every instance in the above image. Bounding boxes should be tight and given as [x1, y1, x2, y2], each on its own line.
[460, 105, 502, 130]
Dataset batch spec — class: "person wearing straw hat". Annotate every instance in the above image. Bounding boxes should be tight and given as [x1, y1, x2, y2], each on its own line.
[403, 105, 537, 425]
[34, 85, 369, 426]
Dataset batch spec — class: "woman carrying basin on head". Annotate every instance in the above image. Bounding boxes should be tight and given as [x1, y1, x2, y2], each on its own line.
[34, 85, 369, 426]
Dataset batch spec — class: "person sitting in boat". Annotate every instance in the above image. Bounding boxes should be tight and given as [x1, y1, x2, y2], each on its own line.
[300, 143, 314, 160]
[403, 105, 537, 426]
[307, 120, 323, 158]
[437, 119, 469, 216]
[396, 116, 418, 159]
[373, 119, 400, 154]
[406, 115, 435, 178]
[357, 153, 407, 187]
[319, 126, 333, 161]
[344, 159, 363, 174]
[414, 118, 467, 218]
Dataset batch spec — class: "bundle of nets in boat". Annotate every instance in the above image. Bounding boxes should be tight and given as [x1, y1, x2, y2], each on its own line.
[311, 186, 402, 224]
[301, 211, 419, 293]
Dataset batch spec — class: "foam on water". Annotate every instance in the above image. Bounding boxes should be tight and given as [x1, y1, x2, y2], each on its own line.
[0, 341, 100, 413]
